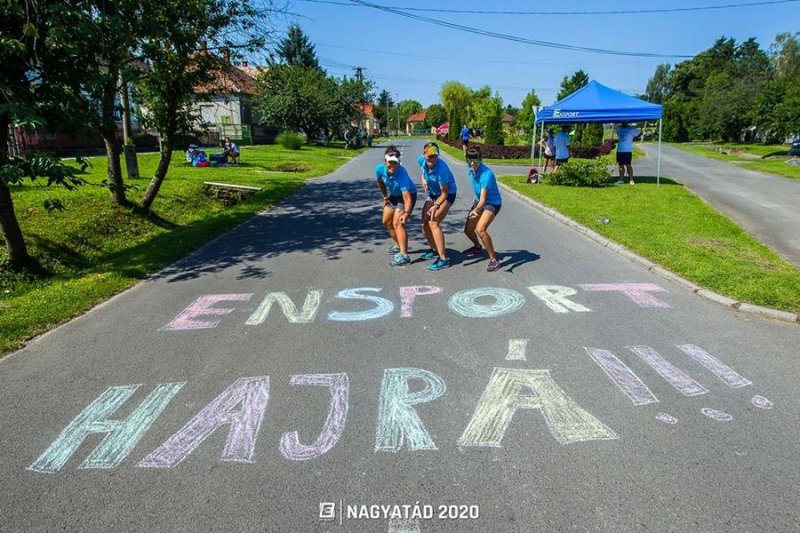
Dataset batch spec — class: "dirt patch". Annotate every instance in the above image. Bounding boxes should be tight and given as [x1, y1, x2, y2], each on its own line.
[267, 163, 311, 172]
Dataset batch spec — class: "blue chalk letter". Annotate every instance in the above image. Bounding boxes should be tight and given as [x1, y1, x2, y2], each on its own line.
[28, 382, 184, 473]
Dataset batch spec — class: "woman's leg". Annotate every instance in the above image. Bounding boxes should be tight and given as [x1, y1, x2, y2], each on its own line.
[428, 202, 452, 259]
[420, 200, 436, 251]
[475, 210, 497, 260]
[383, 206, 397, 244]
[464, 213, 481, 249]
[393, 209, 409, 255]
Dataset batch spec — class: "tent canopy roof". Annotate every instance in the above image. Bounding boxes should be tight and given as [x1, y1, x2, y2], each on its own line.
[535, 81, 662, 124]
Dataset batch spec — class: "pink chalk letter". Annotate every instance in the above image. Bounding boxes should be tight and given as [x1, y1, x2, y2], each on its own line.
[161, 294, 253, 331]
[138, 376, 269, 468]
[280, 373, 349, 461]
[579, 283, 670, 308]
[399, 286, 442, 318]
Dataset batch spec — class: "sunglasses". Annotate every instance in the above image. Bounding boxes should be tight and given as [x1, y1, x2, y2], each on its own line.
[467, 158, 482, 165]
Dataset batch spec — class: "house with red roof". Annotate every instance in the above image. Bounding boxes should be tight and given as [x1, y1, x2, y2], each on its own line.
[405, 110, 427, 135]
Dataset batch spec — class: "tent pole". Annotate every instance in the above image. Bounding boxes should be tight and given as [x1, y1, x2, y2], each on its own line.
[530, 119, 537, 167]
[657, 118, 663, 187]
[539, 122, 544, 169]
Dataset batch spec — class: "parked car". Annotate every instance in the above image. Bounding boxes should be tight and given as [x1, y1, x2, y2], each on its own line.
[789, 137, 800, 157]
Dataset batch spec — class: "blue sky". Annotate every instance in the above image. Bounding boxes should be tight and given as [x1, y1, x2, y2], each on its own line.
[269, 0, 797, 108]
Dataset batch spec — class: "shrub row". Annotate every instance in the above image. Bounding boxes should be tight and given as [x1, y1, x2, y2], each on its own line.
[436, 135, 617, 160]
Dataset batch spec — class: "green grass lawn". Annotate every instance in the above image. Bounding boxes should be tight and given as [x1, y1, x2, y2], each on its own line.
[0, 143, 365, 355]
[498, 174, 800, 313]
[672, 143, 800, 180]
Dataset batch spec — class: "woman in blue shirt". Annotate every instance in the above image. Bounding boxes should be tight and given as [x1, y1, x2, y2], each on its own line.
[417, 142, 457, 271]
[375, 145, 417, 266]
[463, 146, 502, 272]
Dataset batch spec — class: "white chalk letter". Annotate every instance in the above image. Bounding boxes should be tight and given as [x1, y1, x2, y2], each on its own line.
[527, 285, 592, 313]
[459, 367, 617, 447]
[246, 290, 322, 325]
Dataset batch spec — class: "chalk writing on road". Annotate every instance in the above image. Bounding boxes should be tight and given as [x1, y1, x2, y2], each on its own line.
[27, 342, 769, 474]
[160, 283, 672, 331]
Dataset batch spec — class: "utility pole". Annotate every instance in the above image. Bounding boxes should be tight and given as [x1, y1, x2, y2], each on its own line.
[396, 93, 400, 137]
[353, 66, 364, 82]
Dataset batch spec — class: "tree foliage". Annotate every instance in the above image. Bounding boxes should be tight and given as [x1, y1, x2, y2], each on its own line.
[255, 65, 369, 139]
[557, 70, 589, 100]
[270, 23, 319, 69]
[425, 103, 446, 128]
[516, 89, 542, 142]
[647, 36, 789, 142]
[483, 93, 505, 145]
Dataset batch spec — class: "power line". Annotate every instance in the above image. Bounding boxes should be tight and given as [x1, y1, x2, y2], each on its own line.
[299, 0, 799, 16]
[317, 42, 661, 66]
[346, 0, 693, 58]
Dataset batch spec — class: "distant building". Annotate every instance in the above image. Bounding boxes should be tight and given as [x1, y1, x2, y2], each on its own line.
[354, 103, 379, 135]
[405, 110, 427, 135]
[192, 48, 271, 145]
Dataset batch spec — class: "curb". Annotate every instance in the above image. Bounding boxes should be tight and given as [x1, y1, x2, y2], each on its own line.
[499, 182, 800, 326]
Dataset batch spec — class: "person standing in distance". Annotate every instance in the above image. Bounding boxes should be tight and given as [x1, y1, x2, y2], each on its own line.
[461, 124, 471, 155]
[375, 145, 417, 266]
[539, 128, 556, 173]
[463, 146, 503, 272]
[553, 125, 571, 172]
[417, 142, 457, 271]
[615, 122, 642, 185]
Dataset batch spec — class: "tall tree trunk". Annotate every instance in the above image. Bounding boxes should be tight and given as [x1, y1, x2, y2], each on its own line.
[139, 137, 174, 212]
[101, 68, 126, 204]
[0, 123, 32, 269]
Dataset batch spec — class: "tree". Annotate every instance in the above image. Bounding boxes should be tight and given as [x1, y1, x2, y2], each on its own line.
[398, 100, 423, 125]
[255, 66, 368, 139]
[516, 89, 542, 142]
[271, 23, 319, 69]
[645, 64, 671, 103]
[425, 103, 446, 128]
[483, 94, 505, 145]
[770, 32, 800, 79]
[136, 0, 266, 212]
[375, 89, 394, 131]
[440, 81, 472, 141]
[557, 70, 589, 100]
[0, 0, 92, 269]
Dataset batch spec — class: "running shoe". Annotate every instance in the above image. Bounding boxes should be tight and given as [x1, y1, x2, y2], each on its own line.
[613, 180, 624, 185]
[391, 253, 411, 267]
[421, 250, 438, 260]
[629, 179, 635, 185]
[486, 258, 501, 272]
[386, 245, 400, 255]
[462, 245, 483, 256]
[427, 258, 450, 271]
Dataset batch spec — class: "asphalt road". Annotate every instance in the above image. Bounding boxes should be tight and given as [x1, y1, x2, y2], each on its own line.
[1, 138, 798, 532]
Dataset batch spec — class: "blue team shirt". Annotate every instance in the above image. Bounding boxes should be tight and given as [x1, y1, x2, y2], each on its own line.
[375, 163, 417, 197]
[416, 155, 457, 198]
[461, 127, 470, 141]
[468, 163, 502, 205]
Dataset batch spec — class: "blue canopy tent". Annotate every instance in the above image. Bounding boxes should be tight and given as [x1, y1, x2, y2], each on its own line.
[533, 81, 664, 184]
